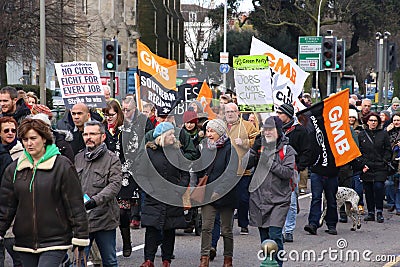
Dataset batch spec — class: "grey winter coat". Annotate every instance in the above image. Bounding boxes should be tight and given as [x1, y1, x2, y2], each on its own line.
[248, 135, 296, 228]
[75, 149, 122, 233]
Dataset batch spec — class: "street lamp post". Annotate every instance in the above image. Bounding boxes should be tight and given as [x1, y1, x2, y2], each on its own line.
[39, 0, 46, 104]
[222, 0, 227, 93]
[315, 0, 323, 101]
[376, 32, 384, 105]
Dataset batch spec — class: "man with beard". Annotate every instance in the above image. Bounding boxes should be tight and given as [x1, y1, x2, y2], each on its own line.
[0, 86, 30, 124]
[75, 120, 122, 267]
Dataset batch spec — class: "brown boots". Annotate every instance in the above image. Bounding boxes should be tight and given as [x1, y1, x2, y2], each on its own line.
[199, 255, 232, 267]
[199, 255, 209, 267]
[223, 256, 233, 267]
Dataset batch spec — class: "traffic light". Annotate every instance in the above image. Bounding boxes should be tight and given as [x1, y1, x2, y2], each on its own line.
[103, 39, 117, 72]
[335, 39, 345, 72]
[387, 42, 397, 72]
[321, 36, 337, 70]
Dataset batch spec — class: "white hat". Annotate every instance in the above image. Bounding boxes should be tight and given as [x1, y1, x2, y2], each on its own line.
[349, 109, 358, 118]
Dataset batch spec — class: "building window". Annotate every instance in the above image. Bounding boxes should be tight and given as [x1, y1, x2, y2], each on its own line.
[189, 12, 197, 22]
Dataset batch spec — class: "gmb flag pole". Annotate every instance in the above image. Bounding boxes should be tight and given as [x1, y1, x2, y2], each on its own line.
[297, 89, 361, 168]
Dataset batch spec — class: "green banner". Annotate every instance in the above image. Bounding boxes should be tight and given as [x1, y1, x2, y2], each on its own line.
[233, 55, 269, 70]
[238, 104, 274, 113]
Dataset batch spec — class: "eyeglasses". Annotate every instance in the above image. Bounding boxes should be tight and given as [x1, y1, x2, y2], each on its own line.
[368, 119, 378, 122]
[105, 113, 117, 117]
[122, 108, 133, 113]
[82, 132, 102, 138]
[3, 128, 16, 134]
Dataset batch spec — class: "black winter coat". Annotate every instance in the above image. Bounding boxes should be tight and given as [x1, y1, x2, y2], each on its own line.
[136, 143, 190, 230]
[358, 128, 391, 182]
[196, 138, 239, 208]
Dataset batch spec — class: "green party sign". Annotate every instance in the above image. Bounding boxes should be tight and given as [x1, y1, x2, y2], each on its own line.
[233, 55, 269, 70]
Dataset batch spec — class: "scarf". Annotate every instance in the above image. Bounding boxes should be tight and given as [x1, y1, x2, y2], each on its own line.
[84, 143, 108, 161]
[4, 138, 17, 151]
[207, 133, 228, 150]
[14, 144, 61, 192]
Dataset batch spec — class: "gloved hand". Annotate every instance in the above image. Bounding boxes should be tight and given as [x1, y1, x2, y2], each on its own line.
[84, 198, 97, 210]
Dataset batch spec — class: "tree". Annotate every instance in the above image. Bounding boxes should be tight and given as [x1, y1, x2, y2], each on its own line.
[0, 0, 95, 86]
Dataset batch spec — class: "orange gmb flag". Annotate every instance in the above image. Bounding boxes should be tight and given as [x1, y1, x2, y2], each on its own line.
[197, 81, 217, 119]
[137, 39, 177, 91]
[323, 89, 361, 166]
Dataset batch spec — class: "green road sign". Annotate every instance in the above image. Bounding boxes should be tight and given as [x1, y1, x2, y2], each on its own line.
[298, 36, 322, 71]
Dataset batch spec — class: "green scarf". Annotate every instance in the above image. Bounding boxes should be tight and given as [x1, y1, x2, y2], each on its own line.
[14, 144, 61, 192]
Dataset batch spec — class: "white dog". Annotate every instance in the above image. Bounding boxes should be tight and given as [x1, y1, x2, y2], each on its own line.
[320, 187, 362, 231]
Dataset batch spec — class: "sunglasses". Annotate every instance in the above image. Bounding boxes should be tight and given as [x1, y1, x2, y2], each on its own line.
[3, 128, 16, 134]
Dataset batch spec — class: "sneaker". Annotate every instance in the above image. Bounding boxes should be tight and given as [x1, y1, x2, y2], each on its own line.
[130, 220, 140, 229]
[376, 212, 384, 223]
[284, 233, 293, 242]
[240, 227, 249, 235]
[358, 205, 364, 214]
[304, 224, 317, 235]
[364, 213, 375, 221]
[210, 247, 217, 261]
[299, 189, 306, 195]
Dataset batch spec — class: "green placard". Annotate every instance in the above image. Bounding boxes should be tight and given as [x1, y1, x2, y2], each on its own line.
[233, 55, 269, 70]
[238, 104, 274, 113]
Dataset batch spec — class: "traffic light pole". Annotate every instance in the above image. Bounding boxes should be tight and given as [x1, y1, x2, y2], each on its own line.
[327, 70, 332, 95]
[377, 37, 384, 105]
[110, 72, 115, 98]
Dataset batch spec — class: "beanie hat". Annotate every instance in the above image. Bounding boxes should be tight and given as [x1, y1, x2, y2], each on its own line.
[153, 122, 174, 139]
[206, 119, 227, 136]
[263, 116, 283, 136]
[392, 97, 400, 104]
[183, 110, 198, 123]
[31, 104, 53, 119]
[380, 110, 390, 119]
[276, 103, 294, 118]
[190, 100, 204, 113]
[349, 108, 358, 118]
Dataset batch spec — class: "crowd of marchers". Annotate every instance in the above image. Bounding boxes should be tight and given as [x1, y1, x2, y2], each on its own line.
[0, 86, 398, 267]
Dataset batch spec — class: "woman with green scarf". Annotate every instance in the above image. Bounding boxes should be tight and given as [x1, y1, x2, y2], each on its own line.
[0, 119, 89, 267]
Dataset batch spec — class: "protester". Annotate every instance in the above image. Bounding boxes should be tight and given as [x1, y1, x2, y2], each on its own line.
[0, 117, 23, 160]
[224, 103, 258, 235]
[358, 113, 391, 223]
[385, 113, 400, 215]
[137, 122, 189, 267]
[197, 119, 238, 267]
[0, 119, 89, 266]
[387, 97, 400, 116]
[0, 86, 31, 124]
[182, 110, 204, 148]
[360, 99, 372, 125]
[276, 103, 311, 243]
[75, 120, 122, 266]
[26, 92, 38, 107]
[247, 116, 296, 267]
[142, 103, 157, 128]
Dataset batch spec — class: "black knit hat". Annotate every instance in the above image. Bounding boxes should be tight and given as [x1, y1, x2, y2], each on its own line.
[277, 103, 294, 118]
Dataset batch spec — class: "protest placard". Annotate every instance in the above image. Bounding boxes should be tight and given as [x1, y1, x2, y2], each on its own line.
[54, 61, 106, 109]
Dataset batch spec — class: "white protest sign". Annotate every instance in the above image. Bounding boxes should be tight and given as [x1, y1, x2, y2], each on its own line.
[54, 62, 106, 109]
[235, 69, 272, 109]
[250, 37, 310, 107]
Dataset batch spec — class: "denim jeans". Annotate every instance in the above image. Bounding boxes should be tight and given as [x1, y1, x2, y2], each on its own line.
[364, 181, 385, 213]
[211, 212, 220, 248]
[85, 229, 118, 267]
[352, 173, 364, 206]
[19, 250, 67, 267]
[308, 173, 338, 228]
[0, 237, 23, 267]
[259, 226, 283, 267]
[237, 175, 251, 228]
[396, 187, 400, 212]
[385, 176, 396, 208]
[283, 173, 299, 234]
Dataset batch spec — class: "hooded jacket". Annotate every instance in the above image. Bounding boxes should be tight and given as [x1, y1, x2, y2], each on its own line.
[0, 146, 89, 253]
